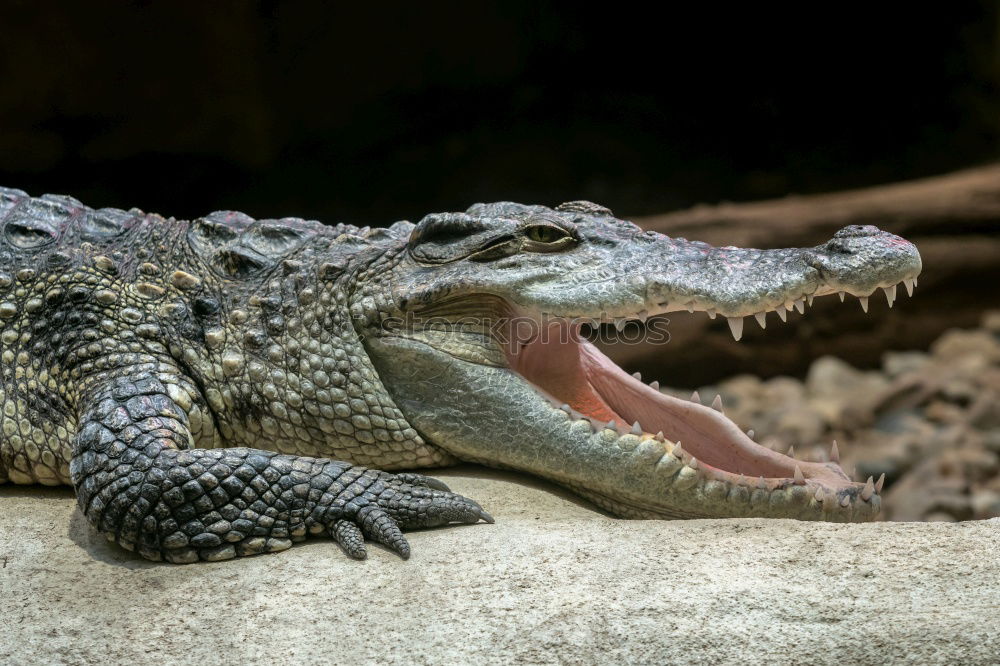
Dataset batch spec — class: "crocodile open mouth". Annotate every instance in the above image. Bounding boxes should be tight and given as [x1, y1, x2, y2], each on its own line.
[503, 319, 855, 489]
[497, 271, 921, 504]
[501, 303, 901, 501]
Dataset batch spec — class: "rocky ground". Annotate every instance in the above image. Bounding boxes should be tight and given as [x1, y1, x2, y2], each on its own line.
[668, 311, 1000, 522]
[2, 472, 997, 665]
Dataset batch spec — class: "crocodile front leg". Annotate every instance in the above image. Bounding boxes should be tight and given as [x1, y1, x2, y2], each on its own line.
[70, 370, 492, 563]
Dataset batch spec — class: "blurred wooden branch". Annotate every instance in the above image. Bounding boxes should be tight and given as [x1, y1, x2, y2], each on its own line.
[618, 164, 1000, 386]
[637, 163, 1000, 247]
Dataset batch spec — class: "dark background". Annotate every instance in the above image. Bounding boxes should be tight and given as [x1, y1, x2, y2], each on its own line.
[1, 2, 998, 226]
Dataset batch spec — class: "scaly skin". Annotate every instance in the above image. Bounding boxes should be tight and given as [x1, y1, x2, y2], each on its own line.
[0, 190, 921, 562]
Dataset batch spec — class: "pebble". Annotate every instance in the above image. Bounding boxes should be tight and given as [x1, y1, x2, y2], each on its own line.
[673, 310, 1000, 522]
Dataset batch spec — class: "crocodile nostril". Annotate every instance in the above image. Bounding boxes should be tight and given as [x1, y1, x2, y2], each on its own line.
[833, 224, 883, 239]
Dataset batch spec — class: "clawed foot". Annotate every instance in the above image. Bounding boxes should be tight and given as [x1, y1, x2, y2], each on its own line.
[325, 470, 493, 560]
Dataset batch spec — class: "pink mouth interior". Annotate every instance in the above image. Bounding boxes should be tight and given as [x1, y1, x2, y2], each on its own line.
[504, 321, 851, 488]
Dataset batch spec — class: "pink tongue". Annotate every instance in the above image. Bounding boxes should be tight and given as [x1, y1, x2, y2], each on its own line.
[507, 324, 623, 424]
[578, 342, 799, 477]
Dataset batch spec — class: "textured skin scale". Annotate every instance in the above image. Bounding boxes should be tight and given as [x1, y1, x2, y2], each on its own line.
[0, 187, 485, 562]
[0, 189, 921, 561]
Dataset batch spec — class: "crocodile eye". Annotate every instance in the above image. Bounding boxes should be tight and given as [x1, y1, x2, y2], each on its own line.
[524, 225, 570, 244]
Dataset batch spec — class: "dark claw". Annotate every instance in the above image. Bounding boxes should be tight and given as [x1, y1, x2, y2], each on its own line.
[455, 497, 494, 524]
[357, 505, 411, 560]
[373, 517, 410, 559]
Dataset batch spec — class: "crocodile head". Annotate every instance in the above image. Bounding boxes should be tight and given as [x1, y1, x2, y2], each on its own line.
[360, 201, 921, 521]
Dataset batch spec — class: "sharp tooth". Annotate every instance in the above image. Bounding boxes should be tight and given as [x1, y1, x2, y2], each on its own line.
[746, 429, 755, 439]
[631, 421, 642, 435]
[787, 445, 796, 458]
[649, 380, 660, 391]
[673, 442, 684, 457]
[776, 306, 787, 322]
[840, 495, 850, 507]
[687, 457, 699, 470]
[706, 308, 717, 319]
[654, 431, 665, 442]
[859, 296, 869, 313]
[913, 277, 918, 288]
[691, 390, 701, 404]
[632, 371, 642, 381]
[875, 473, 885, 493]
[615, 318, 626, 332]
[757, 475, 767, 489]
[637, 309, 648, 322]
[814, 487, 825, 502]
[559, 404, 572, 414]
[794, 465, 805, 484]
[903, 278, 914, 296]
[807, 294, 814, 307]
[711, 394, 724, 412]
[838, 291, 845, 302]
[883, 284, 896, 308]
[861, 476, 875, 501]
[754, 311, 766, 329]
[830, 440, 840, 463]
[727, 317, 744, 341]
[793, 298, 805, 314]
[686, 302, 695, 313]
[738, 474, 748, 486]
[604, 420, 617, 432]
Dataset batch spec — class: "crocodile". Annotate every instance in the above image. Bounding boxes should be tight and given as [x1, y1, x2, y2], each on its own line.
[0, 188, 921, 563]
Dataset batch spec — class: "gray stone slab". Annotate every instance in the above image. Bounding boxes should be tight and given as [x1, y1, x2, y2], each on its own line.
[1, 466, 997, 665]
